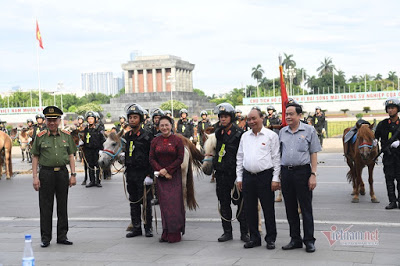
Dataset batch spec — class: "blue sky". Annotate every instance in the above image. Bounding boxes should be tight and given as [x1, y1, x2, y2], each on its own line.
[1, 0, 399, 95]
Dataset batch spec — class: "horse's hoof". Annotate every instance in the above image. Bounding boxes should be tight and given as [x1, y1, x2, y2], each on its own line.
[371, 198, 380, 203]
[352, 198, 359, 203]
[351, 192, 355, 196]
[360, 191, 366, 196]
[81, 181, 86, 186]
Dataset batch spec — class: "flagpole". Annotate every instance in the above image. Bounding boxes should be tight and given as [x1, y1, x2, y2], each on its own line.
[36, 43, 42, 109]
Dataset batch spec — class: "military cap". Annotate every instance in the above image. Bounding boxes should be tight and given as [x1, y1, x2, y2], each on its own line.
[43, 106, 63, 118]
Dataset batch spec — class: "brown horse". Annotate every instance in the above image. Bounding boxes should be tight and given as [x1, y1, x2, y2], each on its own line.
[0, 131, 13, 179]
[343, 123, 379, 203]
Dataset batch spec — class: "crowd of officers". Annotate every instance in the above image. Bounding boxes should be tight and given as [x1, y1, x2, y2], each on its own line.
[28, 97, 400, 251]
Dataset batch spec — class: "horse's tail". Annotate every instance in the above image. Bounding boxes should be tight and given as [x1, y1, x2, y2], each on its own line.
[186, 155, 198, 210]
[189, 144, 204, 170]
[346, 169, 353, 183]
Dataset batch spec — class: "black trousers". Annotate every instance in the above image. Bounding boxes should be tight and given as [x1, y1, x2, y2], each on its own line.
[85, 148, 100, 184]
[281, 165, 315, 244]
[215, 170, 247, 234]
[242, 168, 276, 242]
[383, 155, 400, 203]
[126, 167, 153, 230]
[39, 166, 69, 243]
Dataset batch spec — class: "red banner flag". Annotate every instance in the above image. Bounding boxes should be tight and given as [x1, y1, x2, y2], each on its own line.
[279, 55, 288, 126]
[36, 20, 44, 49]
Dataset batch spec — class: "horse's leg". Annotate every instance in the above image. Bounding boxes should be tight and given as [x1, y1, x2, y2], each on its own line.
[352, 167, 360, 203]
[5, 148, 11, 179]
[360, 166, 366, 196]
[21, 148, 24, 161]
[368, 164, 379, 203]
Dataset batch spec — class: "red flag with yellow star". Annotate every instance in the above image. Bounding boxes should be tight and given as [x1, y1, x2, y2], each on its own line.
[36, 20, 43, 49]
[279, 56, 288, 126]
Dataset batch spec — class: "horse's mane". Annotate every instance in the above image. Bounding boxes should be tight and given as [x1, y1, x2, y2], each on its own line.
[107, 131, 120, 142]
[203, 133, 216, 155]
[204, 126, 215, 135]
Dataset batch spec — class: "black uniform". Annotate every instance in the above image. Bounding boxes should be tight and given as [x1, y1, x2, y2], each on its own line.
[312, 113, 325, 146]
[124, 128, 153, 233]
[116, 123, 125, 133]
[176, 119, 194, 139]
[213, 124, 247, 237]
[83, 125, 105, 186]
[375, 118, 400, 206]
[32, 123, 47, 142]
[198, 119, 212, 147]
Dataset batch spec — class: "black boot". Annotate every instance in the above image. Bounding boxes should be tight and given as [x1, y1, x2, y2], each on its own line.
[218, 231, 233, 242]
[385, 202, 397, 209]
[86, 168, 95, 187]
[126, 226, 142, 238]
[95, 169, 102, 187]
[145, 227, 153, 237]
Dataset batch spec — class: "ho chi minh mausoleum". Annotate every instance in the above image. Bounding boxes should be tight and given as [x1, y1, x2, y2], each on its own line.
[102, 55, 215, 120]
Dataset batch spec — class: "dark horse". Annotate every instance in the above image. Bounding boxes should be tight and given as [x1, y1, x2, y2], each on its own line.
[343, 123, 379, 203]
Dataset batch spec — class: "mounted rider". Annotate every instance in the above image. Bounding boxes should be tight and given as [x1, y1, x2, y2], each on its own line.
[197, 110, 212, 148]
[375, 97, 400, 210]
[32, 113, 47, 144]
[176, 108, 194, 140]
[124, 103, 154, 238]
[148, 108, 165, 137]
[263, 105, 281, 134]
[116, 115, 127, 133]
[213, 103, 249, 243]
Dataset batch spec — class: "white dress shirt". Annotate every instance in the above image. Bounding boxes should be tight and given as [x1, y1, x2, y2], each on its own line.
[236, 127, 281, 182]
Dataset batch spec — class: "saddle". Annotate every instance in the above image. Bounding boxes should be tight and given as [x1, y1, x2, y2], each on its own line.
[344, 119, 371, 144]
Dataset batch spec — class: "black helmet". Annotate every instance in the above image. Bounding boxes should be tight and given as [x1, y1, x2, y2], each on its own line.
[235, 108, 242, 114]
[179, 108, 188, 116]
[77, 115, 84, 121]
[126, 103, 145, 122]
[286, 98, 299, 106]
[152, 108, 165, 120]
[216, 103, 235, 120]
[385, 97, 400, 112]
[164, 110, 172, 115]
[200, 110, 208, 116]
[27, 118, 34, 123]
[267, 105, 275, 111]
[35, 113, 45, 120]
[119, 114, 127, 120]
[85, 111, 96, 120]
[315, 106, 321, 110]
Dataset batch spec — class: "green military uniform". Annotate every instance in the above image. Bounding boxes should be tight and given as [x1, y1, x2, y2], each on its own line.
[31, 106, 77, 246]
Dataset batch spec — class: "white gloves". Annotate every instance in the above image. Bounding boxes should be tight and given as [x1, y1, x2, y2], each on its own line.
[373, 139, 378, 147]
[98, 150, 103, 156]
[190, 136, 193, 141]
[78, 139, 84, 146]
[118, 152, 125, 164]
[391, 140, 400, 148]
[154, 171, 160, 178]
[144, 176, 153, 185]
[322, 128, 326, 135]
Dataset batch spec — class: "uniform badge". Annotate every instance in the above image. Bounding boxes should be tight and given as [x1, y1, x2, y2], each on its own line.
[49, 108, 54, 113]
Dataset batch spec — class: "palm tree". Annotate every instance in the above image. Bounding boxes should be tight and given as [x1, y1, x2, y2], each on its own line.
[282, 53, 296, 69]
[251, 64, 264, 97]
[316, 57, 336, 77]
[305, 75, 316, 90]
[337, 70, 346, 80]
[388, 71, 397, 81]
[294, 68, 307, 85]
[348, 75, 358, 83]
[259, 77, 269, 89]
[374, 73, 383, 81]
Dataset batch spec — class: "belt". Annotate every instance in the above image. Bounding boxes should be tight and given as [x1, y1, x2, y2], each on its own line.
[40, 165, 67, 171]
[281, 164, 310, 170]
[244, 168, 272, 176]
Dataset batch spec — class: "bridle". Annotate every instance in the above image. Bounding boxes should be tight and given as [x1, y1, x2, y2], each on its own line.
[102, 138, 126, 161]
[202, 153, 214, 162]
[358, 142, 373, 149]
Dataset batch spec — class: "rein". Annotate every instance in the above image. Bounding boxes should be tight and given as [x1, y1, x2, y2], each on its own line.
[102, 139, 126, 160]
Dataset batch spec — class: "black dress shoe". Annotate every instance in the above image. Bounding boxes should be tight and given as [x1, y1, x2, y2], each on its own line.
[385, 202, 397, 209]
[159, 237, 168, 243]
[81, 181, 86, 185]
[218, 233, 233, 242]
[240, 233, 250, 242]
[244, 240, 261, 249]
[96, 183, 102, 187]
[266, 241, 275, 250]
[57, 240, 73, 245]
[145, 228, 153, 237]
[86, 182, 95, 188]
[305, 242, 316, 253]
[126, 230, 142, 238]
[41, 242, 50, 248]
[282, 241, 303, 250]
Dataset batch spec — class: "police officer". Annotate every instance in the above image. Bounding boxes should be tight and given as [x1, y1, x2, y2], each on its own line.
[213, 103, 249, 243]
[116, 115, 127, 133]
[312, 106, 325, 147]
[164, 110, 175, 131]
[198, 110, 212, 148]
[76, 116, 86, 131]
[32, 114, 47, 143]
[27, 118, 34, 129]
[375, 97, 400, 209]
[31, 106, 77, 247]
[279, 102, 321, 253]
[263, 106, 281, 132]
[149, 109, 164, 137]
[124, 103, 154, 238]
[176, 108, 194, 139]
[93, 112, 105, 132]
[83, 111, 105, 188]
[0, 119, 8, 133]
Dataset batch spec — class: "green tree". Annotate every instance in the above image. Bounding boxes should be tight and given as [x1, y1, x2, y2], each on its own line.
[282, 53, 296, 69]
[68, 105, 77, 113]
[316, 57, 336, 77]
[193, 88, 206, 97]
[251, 64, 264, 97]
[210, 98, 233, 106]
[387, 71, 398, 81]
[348, 75, 359, 83]
[337, 70, 346, 80]
[225, 88, 244, 106]
[374, 74, 383, 81]
[76, 103, 103, 115]
[160, 100, 188, 112]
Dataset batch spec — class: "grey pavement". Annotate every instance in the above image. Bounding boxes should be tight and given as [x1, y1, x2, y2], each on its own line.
[1, 148, 400, 265]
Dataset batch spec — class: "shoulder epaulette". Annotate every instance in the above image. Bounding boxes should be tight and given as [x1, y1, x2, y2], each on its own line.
[61, 129, 71, 135]
[37, 130, 47, 137]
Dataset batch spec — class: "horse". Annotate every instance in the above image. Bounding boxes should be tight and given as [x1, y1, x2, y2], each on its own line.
[16, 128, 33, 162]
[98, 130, 204, 210]
[0, 131, 13, 179]
[343, 123, 379, 203]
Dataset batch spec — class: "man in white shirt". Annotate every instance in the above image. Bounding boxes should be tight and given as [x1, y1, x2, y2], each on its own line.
[236, 107, 281, 249]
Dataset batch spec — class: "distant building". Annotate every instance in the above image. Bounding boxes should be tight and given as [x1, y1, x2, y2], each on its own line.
[81, 72, 122, 95]
[122, 55, 195, 94]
